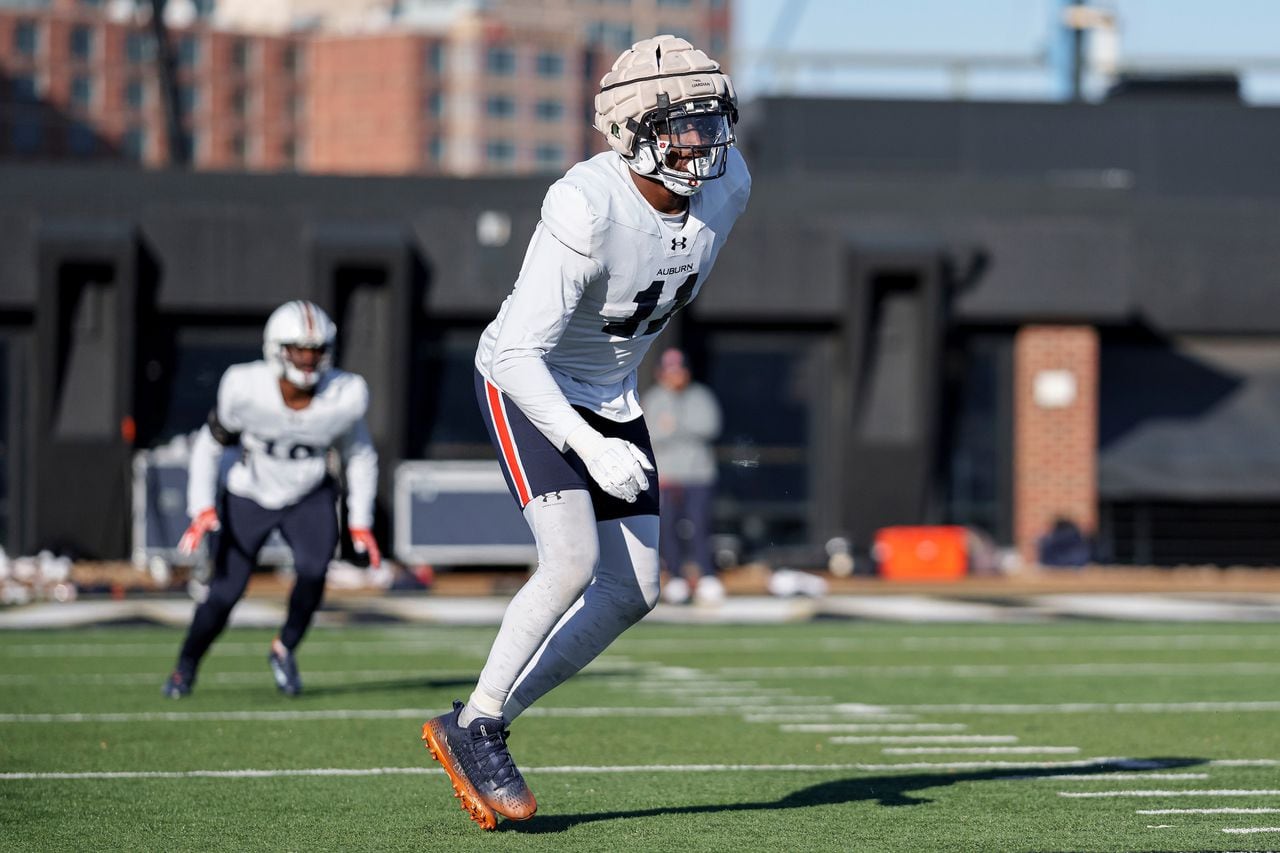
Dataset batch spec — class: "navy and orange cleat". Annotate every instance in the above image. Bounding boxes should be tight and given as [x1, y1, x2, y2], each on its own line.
[161, 667, 194, 699]
[268, 642, 302, 696]
[421, 700, 536, 830]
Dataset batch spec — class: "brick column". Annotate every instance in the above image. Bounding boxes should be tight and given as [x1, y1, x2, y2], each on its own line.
[1013, 325, 1099, 565]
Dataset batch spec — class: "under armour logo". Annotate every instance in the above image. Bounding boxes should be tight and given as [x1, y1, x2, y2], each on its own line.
[539, 491, 563, 503]
[671, 236, 687, 250]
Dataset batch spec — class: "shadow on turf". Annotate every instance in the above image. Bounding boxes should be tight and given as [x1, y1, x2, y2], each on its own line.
[503, 757, 1207, 834]
[300, 667, 635, 698]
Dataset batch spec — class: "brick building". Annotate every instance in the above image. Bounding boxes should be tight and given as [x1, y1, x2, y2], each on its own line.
[0, 0, 731, 175]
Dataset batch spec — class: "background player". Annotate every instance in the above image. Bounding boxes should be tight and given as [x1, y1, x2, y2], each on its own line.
[162, 300, 380, 699]
[420, 35, 751, 829]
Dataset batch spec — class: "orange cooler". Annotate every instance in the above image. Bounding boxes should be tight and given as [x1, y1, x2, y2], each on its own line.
[873, 525, 969, 582]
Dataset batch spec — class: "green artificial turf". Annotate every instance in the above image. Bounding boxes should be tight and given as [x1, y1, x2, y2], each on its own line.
[1, 620, 1278, 851]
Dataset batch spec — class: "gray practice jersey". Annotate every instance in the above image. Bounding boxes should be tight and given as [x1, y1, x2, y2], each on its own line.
[186, 361, 378, 528]
[475, 148, 751, 450]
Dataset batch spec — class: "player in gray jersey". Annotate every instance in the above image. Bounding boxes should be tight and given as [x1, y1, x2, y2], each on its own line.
[421, 35, 751, 829]
[162, 300, 380, 699]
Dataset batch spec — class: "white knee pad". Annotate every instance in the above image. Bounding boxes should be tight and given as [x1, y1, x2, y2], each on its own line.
[523, 489, 600, 604]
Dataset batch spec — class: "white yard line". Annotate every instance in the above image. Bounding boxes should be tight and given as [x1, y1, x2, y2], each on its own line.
[829, 735, 1017, 744]
[0, 706, 749, 723]
[718, 663, 1280, 679]
[884, 746, 1080, 755]
[1138, 808, 1280, 814]
[1060, 789, 1280, 798]
[1222, 828, 1280, 834]
[891, 701, 1280, 714]
[0, 757, 1167, 782]
[782, 723, 967, 733]
[745, 714, 919, 723]
[0, 669, 472, 686]
[1023, 773, 1209, 780]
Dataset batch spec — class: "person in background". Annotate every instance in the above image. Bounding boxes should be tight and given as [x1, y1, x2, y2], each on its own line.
[1037, 515, 1092, 568]
[162, 300, 380, 699]
[642, 347, 724, 605]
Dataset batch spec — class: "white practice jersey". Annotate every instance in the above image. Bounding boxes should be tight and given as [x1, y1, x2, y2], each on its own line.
[475, 147, 751, 450]
[186, 361, 378, 528]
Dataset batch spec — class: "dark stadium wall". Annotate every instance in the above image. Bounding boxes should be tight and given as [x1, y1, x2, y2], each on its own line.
[4, 93, 1280, 559]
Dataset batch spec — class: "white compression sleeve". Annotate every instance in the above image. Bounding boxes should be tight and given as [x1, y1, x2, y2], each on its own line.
[503, 514, 660, 722]
[464, 489, 600, 721]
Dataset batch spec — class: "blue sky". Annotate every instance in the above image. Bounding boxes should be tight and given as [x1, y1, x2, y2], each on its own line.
[731, 0, 1280, 104]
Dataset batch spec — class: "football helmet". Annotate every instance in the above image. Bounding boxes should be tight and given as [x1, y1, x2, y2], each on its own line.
[594, 34, 738, 196]
[262, 300, 335, 390]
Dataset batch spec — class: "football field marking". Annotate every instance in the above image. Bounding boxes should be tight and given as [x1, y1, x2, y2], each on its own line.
[894, 701, 1280, 714]
[6, 703, 1280, 723]
[829, 735, 1017, 744]
[884, 746, 1080, 755]
[0, 757, 1182, 781]
[1138, 808, 1280, 814]
[1222, 828, 1280, 834]
[720, 663, 1280, 678]
[1061, 789, 1280, 798]
[782, 723, 967, 733]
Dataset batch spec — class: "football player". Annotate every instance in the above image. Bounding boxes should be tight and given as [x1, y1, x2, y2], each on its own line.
[162, 300, 380, 699]
[420, 35, 751, 829]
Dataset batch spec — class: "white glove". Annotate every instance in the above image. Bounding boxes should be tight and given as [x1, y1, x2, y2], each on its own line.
[565, 424, 654, 503]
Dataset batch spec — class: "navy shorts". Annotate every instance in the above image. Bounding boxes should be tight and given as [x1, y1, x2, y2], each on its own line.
[474, 367, 658, 522]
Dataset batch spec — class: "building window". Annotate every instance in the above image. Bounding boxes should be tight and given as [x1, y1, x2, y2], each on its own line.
[11, 74, 40, 103]
[69, 25, 94, 61]
[426, 41, 446, 75]
[486, 45, 515, 75]
[535, 51, 563, 78]
[70, 75, 94, 111]
[178, 84, 199, 118]
[11, 118, 43, 154]
[232, 132, 248, 162]
[534, 142, 563, 170]
[177, 35, 200, 68]
[281, 136, 297, 167]
[126, 31, 152, 64]
[288, 92, 305, 120]
[67, 122, 97, 156]
[14, 20, 38, 57]
[485, 94, 515, 119]
[657, 0, 692, 5]
[586, 21, 633, 52]
[231, 39, 252, 72]
[122, 126, 146, 161]
[282, 44, 302, 75]
[124, 77, 145, 109]
[534, 99, 563, 122]
[427, 135, 445, 163]
[426, 90, 445, 118]
[231, 85, 248, 118]
[485, 139, 515, 165]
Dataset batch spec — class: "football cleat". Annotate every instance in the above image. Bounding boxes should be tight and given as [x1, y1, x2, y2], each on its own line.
[161, 668, 194, 699]
[268, 644, 303, 696]
[421, 700, 536, 829]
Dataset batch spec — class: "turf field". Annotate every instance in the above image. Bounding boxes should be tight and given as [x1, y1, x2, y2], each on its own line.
[2, 620, 1279, 852]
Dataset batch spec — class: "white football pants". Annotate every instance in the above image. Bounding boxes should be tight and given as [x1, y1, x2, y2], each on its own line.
[466, 489, 660, 722]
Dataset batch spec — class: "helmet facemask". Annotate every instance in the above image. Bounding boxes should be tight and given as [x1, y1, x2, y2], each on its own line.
[274, 343, 331, 390]
[593, 35, 738, 197]
[262, 300, 336, 390]
[633, 96, 736, 196]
